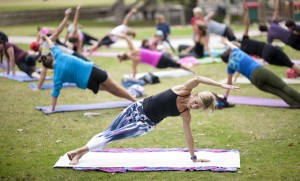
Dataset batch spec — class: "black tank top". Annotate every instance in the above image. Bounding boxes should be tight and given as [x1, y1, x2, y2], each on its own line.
[194, 41, 204, 58]
[240, 35, 265, 57]
[142, 89, 182, 124]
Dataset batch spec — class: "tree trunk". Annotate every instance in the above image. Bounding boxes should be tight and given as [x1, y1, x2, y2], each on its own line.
[185, 0, 198, 23]
[114, 0, 125, 25]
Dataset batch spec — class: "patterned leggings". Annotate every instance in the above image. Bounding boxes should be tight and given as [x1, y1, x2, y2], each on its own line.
[86, 101, 156, 151]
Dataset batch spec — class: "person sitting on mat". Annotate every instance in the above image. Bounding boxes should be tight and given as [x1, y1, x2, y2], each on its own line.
[0, 35, 41, 79]
[40, 34, 137, 113]
[117, 35, 195, 79]
[259, 0, 300, 51]
[66, 75, 239, 165]
[178, 23, 214, 60]
[33, 8, 93, 91]
[220, 38, 300, 107]
[233, 2, 300, 76]
[87, 8, 137, 53]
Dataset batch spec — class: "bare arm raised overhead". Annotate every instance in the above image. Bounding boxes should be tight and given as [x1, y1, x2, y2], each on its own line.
[272, 0, 279, 21]
[243, 2, 250, 36]
[172, 76, 239, 96]
[50, 8, 72, 42]
[122, 8, 137, 25]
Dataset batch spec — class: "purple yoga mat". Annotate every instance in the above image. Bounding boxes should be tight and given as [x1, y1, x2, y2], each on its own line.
[228, 96, 298, 108]
[35, 101, 133, 114]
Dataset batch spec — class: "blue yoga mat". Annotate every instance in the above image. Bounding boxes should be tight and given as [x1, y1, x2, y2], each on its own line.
[0, 71, 52, 82]
[35, 101, 133, 114]
[204, 49, 224, 57]
[29, 82, 77, 90]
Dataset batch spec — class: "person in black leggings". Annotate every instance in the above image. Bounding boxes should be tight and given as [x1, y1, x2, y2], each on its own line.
[235, 3, 300, 75]
[178, 24, 214, 60]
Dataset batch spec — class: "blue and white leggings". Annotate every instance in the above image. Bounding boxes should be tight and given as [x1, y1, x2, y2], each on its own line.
[87, 101, 156, 151]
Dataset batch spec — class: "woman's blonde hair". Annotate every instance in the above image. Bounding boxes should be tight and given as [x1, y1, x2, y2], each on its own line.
[193, 7, 203, 14]
[197, 91, 216, 111]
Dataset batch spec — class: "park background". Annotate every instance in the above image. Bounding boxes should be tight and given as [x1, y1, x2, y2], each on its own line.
[0, 0, 299, 180]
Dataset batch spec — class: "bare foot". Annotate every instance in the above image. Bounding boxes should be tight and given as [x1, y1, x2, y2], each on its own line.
[69, 150, 88, 165]
[67, 149, 78, 161]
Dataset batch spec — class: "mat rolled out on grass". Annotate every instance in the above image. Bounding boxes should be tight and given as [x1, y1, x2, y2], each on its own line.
[228, 95, 299, 108]
[0, 71, 52, 82]
[220, 77, 300, 84]
[177, 56, 222, 67]
[29, 82, 77, 90]
[123, 69, 193, 79]
[35, 101, 133, 114]
[54, 148, 240, 173]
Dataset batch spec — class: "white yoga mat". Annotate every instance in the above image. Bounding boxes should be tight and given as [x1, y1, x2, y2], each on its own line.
[123, 69, 193, 79]
[220, 77, 300, 84]
[54, 148, 240, 172]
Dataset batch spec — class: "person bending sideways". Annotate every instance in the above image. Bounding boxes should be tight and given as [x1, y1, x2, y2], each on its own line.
[66, 76, 239, 165]
[40, 34, 137, 113]
[221, 39, 300, 107]
[234, 2, 300, 75]
[117, 35, 195, 79]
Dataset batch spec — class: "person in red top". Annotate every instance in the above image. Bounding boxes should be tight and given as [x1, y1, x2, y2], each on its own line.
[190, 7, 204, 35]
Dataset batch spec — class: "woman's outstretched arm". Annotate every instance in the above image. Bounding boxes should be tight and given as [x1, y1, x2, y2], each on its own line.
[50, 8, 72, 42]
[179, 76, 239, 91]
[243, 2, 250, 36]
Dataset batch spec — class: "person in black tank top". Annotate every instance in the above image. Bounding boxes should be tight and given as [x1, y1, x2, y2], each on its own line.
[229, 3, 300, 76]
[66, 76, 239, 165]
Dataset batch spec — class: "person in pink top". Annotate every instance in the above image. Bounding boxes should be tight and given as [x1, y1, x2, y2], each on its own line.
[116, 35, 195, 79]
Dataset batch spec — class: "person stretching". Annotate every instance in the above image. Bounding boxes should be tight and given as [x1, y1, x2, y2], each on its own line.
[117, 35, 195, 79]
[259, 0, 300, 50]
[234, 2, 300, 75]
[0, 37, 41, 79]
[40, 34, 137, 113]
[87, 8, 137, 53]
[66, 75, 239, 165]
[221, 38, 300, 107]
[33, 8, 93, 91]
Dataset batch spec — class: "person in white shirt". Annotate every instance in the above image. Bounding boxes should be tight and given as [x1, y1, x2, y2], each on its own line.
[87, 8, 137, 53]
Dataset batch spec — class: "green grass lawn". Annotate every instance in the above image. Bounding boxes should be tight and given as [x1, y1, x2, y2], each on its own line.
[0, 23, 300, 180]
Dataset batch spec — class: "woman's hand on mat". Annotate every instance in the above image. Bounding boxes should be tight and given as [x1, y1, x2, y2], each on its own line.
[193, 158, 210, 162]
[44, 109, 53, 114]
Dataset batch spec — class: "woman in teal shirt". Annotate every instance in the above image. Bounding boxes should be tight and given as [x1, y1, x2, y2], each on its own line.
[41, 34, 137, 113]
